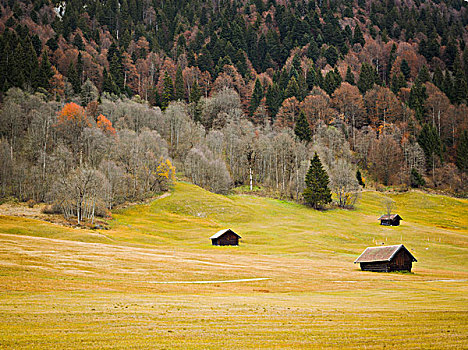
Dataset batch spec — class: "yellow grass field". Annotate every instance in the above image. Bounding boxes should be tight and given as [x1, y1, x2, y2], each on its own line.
[0, 182, 467, 349]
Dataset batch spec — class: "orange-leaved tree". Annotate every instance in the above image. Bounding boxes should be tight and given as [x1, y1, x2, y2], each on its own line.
[55, 102, 92, 162]
[97, 114, 116, 135]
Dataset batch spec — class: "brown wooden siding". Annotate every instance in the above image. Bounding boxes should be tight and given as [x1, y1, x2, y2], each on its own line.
[212, 232, 239, 246]
[360, 250, 413, 272]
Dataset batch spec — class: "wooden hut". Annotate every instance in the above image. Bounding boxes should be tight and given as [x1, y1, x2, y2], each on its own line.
[354, 244, 417, 272]
[378, 214, 402, 226]
[210, 229, 241, 246]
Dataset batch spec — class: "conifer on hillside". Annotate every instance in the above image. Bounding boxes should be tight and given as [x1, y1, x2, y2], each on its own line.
[303, 153, 332, 209]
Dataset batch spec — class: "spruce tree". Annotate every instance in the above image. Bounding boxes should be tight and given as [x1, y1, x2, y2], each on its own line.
[37, 51, 53, 90]
[417, 124, 442, 181]
[161, 72, 174, 110]
[356, 169, 365, 187]
[433, 66, 444, 90]
[294, 111, 312, 142]
[249, 79, 264, 116]
[357, 63, 376, 94]
[265, 82, 283, 119]
[352, 25, 365, 46]
[410, 168, 425, 188]
[456, 130, 468, 173]
[409, 78, 427, 121]
[285, 76, 300, 99]
[345, 66, 355, 85]
[417, 65, 430, 83]
[453, 57, 468, 105]
[400, 59, 411, 80]
[175, 66, 185, 101]
[303, 153, 332, 209]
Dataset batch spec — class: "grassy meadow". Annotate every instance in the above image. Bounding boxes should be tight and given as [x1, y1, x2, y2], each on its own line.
[0, 182, 467, 349]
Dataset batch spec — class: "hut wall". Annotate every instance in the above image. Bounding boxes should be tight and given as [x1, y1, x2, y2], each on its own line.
[360, 261, 391, 272]
[360, 251, 413, 272]
[212, 232, 239, 246]
[389, 249, 413, 271]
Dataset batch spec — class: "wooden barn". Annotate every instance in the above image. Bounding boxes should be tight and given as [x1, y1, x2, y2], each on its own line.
[378, 214, 402, 226]
[210, 229, 241, 246]
[354, 244, 417, 272]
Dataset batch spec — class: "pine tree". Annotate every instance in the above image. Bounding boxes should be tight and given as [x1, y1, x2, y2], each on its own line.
[433, 66, 444, 90]
[294, 111, 312, 142]
[400, 59, 411, 80]
[285, 76, 300, 99]
[409, 78, 427, 121]
[456, 130, 468, 173]
[417, 65, 430, 83]
[249, 79, 264, 116]
[37, 51, 53, 90]
[265, 82, 283, 119]
[453, 57, 468, 105]
[189, 80, 201, 104]
[345, 66, 355, 85]
[161, 72, 174, 110]
[175, 66, 185, 101]
[303, 153, 332, 209]
[417, 124, 442, 182]
[357, 63, 376, 94]
[442, 71, 454, 102]
[391, 72, 406, 94]
[68, 62, 80, 93]
[352, 24, 365, 46]
[356, 169, 365, 187]
[410, 168, 425, 188]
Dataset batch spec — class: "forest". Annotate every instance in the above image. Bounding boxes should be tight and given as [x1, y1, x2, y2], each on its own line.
[0, 0, 467, 220]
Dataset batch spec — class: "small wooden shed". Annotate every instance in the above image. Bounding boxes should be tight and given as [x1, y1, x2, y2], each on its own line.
[210, 229, 241, 246]
[378, 214, 402, 226]
[354, 244, 417, 272]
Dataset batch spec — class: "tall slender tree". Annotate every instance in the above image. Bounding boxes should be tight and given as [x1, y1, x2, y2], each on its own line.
[303, 153, 332, 209]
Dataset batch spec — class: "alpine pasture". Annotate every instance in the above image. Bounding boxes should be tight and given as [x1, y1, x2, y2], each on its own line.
[0, 182, 467, 349]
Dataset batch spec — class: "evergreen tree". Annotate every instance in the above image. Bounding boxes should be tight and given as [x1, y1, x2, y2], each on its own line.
[161, 72, 174, 110]
[189, 80, 201, 104]
[391, 72, 406, 94]
[433, 66, 444, 90]
[442, 71, 454, 101]
[409, 78, 427, 121]
[68, 62, 81, 93]
[324, 45, 339, 66]
[175, 66, 185, 101]
[410, 168, 425, 188]
[37, 51, 53, 89]
[400, 59, 411, 80]
[455, 130, 468, 173]
[303, 153, 332, 209]
[294, 111, 312, 142]
[352, 25, 365, 46]
[417, 65, 430, 83]
[285, 76, 300, 99]
[358, 62, 377, 94]
[249, 79, 264, 116]
[356, 169, 365, 188]
[306, 67, 317, 89]
[345, 66, 355, 85]
[307, 39, 320, 62]
[102, 68, 118, 94]
[417, 124, 442, 181]
[452, 57, 468, 104]
[265, 83, 283, 119]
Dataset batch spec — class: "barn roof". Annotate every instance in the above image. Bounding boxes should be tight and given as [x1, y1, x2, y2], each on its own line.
[378, 214, 403, 221]
[210, 229, 241, 239]
[354, 244, 417, 263]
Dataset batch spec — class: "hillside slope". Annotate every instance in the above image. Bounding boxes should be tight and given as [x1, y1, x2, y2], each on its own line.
[0, 183, 467, 348]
